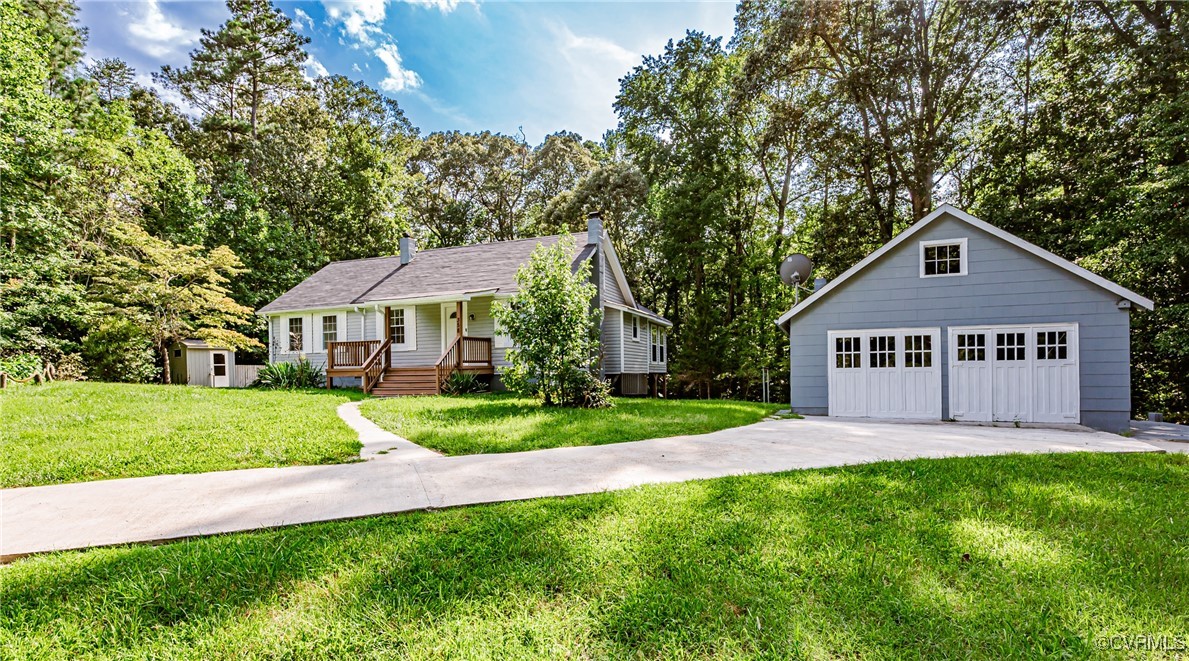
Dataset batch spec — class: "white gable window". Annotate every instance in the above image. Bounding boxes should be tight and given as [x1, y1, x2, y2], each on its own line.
[920, 238, 967, 277]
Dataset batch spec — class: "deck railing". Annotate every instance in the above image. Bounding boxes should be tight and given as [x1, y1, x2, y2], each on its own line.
[328, 340, 381, 369]
[462, 336, 493, 366]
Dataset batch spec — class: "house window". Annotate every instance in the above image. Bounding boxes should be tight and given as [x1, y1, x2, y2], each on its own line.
[904, 335, 932, 368]
[835, 336, 861, 369]
[388, 308, 405, 344]
[173, 348, 181, 358]
[920, 239, 967, 277]
[956, 333, 985, 362]
[288, 317, 303, 352]
[322, 315, 338, 349]
[650, 327, 666, 363]
[651, 326, 658, 362]
[632, 316, 639, 341]
[996, 332, 1026, 361]
[660, 331, 667, 362]
[869, 335, 896, 368]
[1037, 330, 1068, 361]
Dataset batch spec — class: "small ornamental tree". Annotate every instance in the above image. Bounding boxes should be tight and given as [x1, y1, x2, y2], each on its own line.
[492, 235, 609, 407]
[90, 222, 262, 384]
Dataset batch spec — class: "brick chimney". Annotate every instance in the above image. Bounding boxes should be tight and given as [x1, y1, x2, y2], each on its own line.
[399, 234, 415, 265]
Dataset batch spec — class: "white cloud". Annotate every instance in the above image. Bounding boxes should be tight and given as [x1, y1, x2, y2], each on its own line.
[322, 0, 389, 47]
[553, 22, 637, 71]
[351, 62, 363, 73]
[125, 0, 199, 58]
[303, 55, 330, 81]
[293, 7, 314, 31]
[374, 42, 422, 92]
[535, 21, 640, 140]
[403, 0, 475, 13]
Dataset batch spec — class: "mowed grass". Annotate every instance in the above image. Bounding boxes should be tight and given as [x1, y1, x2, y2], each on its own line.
[2, 452, 1185, 659]
[0, 382, 365, 487]
[359, 393, 784, 455]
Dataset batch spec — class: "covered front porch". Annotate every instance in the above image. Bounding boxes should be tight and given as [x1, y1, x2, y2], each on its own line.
[327, 299, 497, 395]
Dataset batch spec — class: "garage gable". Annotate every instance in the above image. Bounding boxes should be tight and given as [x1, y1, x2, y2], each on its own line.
[776, 206, 1153, 329]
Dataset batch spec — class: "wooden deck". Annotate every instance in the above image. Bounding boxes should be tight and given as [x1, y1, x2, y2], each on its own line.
[327, 336, 493, 396]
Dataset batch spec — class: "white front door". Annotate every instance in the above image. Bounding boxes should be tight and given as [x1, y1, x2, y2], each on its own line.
[440, 302, 469, 349]
[211, 352, 230, 387]
[827, 328, 942, 419]
[948, 324, 1079, 424]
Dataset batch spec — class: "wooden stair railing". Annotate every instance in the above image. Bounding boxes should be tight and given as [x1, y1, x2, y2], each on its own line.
[435, 336, 461, 394]
[360, 338, 392, 394]
[435, 336, 494, 393]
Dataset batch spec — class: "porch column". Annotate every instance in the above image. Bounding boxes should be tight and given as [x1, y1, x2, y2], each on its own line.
[455, 300, 464, 368]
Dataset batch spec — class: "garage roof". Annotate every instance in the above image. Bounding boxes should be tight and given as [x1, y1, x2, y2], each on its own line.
[775, 205, 1155, 329]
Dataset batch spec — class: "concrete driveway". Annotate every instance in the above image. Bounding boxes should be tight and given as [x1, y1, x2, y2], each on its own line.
[0, 417, 1161, 561]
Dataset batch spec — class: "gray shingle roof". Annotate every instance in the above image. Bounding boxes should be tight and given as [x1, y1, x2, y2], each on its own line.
[258, 233, 592, 314]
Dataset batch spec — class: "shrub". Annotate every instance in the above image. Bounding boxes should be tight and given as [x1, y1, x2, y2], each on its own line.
[557, 367, 614, 409]
[0, 354, 43, 379]
[253, 358, 324, 389]
[492, 235, 603, 407]
[81, 321, 159, 383]
[441, 371, 490, 395]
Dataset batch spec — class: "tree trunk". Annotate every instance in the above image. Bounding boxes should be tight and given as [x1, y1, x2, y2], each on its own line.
[160, 344, 171, 385]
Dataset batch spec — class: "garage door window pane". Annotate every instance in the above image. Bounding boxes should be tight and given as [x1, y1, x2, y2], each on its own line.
[996, 332, 1026, 361]
[1036, 330, 1068, 361]
[835, 337, 861, 369]
[905, 335, 932, 368]
[957, 333, 985, 362]
[869, 335, 896, 368]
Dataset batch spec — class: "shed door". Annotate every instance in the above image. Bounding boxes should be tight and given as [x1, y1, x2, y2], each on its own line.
[948, 324, 1079, 424]
[211, 352, 229, 388]
[828, 328, 941, 419]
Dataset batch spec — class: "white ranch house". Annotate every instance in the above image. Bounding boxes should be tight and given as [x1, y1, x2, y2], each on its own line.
[258, 213, 671, 396]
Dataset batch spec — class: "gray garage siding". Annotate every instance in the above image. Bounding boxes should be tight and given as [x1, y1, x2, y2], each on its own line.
[787, 213, 1133, 432]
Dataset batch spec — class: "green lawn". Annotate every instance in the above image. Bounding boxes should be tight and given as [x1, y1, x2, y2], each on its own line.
[1, 452, 1185, 659]
[360, 393, 784, 455]
[0, 382, 365, 488]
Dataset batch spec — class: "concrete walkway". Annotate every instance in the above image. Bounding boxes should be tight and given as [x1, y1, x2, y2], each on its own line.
[0, 417, 1162, 561]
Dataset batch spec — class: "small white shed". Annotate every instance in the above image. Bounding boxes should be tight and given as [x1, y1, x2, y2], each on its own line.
[169, 340, 258, 387]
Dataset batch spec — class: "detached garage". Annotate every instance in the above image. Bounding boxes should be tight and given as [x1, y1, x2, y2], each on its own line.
[776, 205, 1153, 433]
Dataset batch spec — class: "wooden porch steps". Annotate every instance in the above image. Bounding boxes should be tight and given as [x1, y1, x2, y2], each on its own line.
[371, 367, 439, 397]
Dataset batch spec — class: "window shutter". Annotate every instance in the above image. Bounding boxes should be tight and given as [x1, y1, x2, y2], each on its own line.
[405, 306, 417, 351]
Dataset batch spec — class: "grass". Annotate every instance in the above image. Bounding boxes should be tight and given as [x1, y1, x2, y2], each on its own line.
[359, 393, 784, 455]
[1, 452, 1185, 659]
[0, 381, 365, 488]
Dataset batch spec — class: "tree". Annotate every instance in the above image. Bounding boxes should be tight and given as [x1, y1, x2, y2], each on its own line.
[90, 222, 261, 384]
[492, 236, 603, 406]
[157, 0, 308, 143]
[86, 57, 134, 102]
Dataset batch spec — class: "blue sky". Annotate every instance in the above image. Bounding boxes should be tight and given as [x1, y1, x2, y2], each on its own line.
[77, 0, 736, 143]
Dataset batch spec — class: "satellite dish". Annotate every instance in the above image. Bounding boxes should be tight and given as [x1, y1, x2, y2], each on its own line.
[780, 254, 813, 287]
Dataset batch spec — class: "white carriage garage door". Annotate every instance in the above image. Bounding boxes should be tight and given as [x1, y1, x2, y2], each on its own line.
[827, 328, 942, 419]
[948, 324, 1080, 424]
